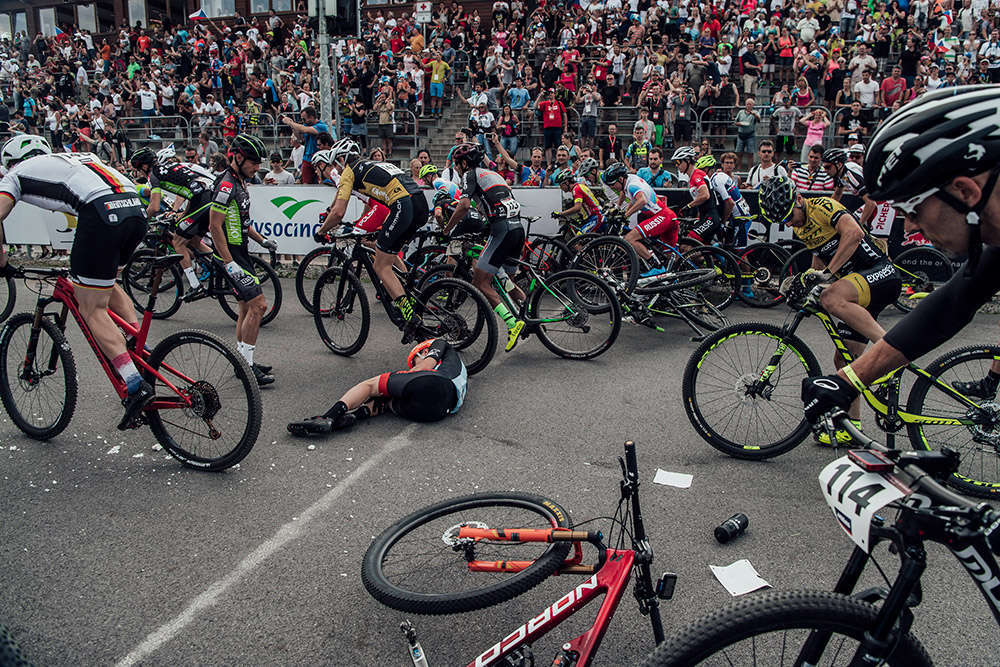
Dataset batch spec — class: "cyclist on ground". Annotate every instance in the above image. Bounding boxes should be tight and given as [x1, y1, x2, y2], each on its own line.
[553, 170, 605, 233]
[0, 135, 152, 429]
[801, 86, 1000, 423]
[286, 338, 467, 436]
[670, 146, 722, 245]
[444, 143, 527, 352]
[209, 134, 275, 386]
[759, 174, 901, 444]
[695, 154, 752, 247]
[822, 147, 875, 228]
[313, 138, 429, 326]
[601, 162, 679, 281]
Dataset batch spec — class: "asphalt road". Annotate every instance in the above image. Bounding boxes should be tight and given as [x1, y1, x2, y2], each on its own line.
[1, 277, 998, 666]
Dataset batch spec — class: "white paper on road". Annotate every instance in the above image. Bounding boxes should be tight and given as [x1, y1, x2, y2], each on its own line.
[710, 560, 771, 596]
[652, 469, 693, 488]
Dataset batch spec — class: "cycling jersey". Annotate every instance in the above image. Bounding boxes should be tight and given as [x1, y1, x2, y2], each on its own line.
[460, 167, 521, 222]
[210, 166, 252, 247]
[709, 171, 751, 218]
[623, 174, 660, 216]
[0, 152, 135, 212]
[686, 168, 721, 220]
[794, 197, 886, 278]
[149, 161, 214, 202]
[378, 339, 467, 421]
[572, 182, 604, 224]
[432, 177, 462, 203]
[335, 157, 421, 206]
[837, 161, 867, 212]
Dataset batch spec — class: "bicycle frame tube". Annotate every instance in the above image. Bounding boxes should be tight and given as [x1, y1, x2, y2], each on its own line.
[468, 549, 636, 667]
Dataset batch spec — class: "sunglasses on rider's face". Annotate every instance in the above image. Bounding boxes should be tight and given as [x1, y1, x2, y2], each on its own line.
[893, 189, 938, 219]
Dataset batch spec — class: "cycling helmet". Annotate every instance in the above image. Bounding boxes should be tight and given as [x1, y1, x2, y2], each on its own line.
[1, 134, 51, 169]
[758, 175, 798, 224]
[864, 85, 1000, 272]
[554, 169, 576, 185]
[407, 339, 436, 368]
[848, 143, 866, 156]
[330, 138, 361, 163]
[155, 144, 176, 166]
[451, 143, 485, 167]
[821, 148, 848, 165]
[129, 146, 156, 170]
[311, 149, 333, 167]
[432, 189, 453, 208]
[670, 146, 698, 163]
[694, 154, 717, 171]
[576, 157, 599, 177]
[230, 134, 267, 162]
[601, 162, 628, 184]
[418, 164, 439, 179]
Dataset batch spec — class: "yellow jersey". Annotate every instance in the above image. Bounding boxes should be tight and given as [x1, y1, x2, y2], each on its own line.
[793, 197, 886, 277]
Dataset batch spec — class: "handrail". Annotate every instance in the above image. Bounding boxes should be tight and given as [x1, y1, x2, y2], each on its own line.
[114, 114, 192, 147]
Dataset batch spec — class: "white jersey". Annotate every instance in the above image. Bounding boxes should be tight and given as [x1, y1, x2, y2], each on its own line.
[709, 171, 751, 217]
[0, 152, 136, 214]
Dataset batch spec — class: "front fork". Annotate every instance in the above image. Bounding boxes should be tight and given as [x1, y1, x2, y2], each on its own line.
[22, 300, 66, 381]
[754, 310, 809, 388]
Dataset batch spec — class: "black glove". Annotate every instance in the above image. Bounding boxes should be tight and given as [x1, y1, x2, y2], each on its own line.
[313, 231, 328, 244]
[802, 374, 859, 424]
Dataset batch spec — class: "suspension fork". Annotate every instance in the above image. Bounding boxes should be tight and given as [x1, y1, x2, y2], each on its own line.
[756, 309, 810, 384]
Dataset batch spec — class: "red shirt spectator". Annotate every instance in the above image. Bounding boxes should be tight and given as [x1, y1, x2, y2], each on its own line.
[879, 66, 907, 107]
[137, 34, 150, 53]
[538, 96, 566, 129]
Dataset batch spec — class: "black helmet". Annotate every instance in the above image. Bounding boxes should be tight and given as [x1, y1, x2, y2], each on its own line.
[821, 148, 848, 165]
[432, 189, 453, 207]
[601, 162, 628, 184]
[554, 169, 576, 185]
[231, 134, 267, 162]
[758, 175, 798, 225]
[452, 143, 484, 167]
[130, 146, 156, 169]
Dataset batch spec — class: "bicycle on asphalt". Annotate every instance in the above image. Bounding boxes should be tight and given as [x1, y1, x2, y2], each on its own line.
[120, 215, 282, 322]
[0, 257, 262, 471]
[640, 413, 1000, 666]
[362, 440, 673, 667]
[311, 227, 498, 374]
[417, 235, 623, 360]
[682, 279, 1000, 498]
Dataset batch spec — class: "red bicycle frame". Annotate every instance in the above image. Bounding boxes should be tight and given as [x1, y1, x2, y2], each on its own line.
[458, 526, 638, 667]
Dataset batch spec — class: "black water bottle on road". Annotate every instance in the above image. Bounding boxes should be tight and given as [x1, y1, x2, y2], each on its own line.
[714, 513, 749, 543]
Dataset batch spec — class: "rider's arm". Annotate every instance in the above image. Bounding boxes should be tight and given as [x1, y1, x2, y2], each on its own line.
[622, 189, 649, 218]
[281, 116, 319, 134]
[443, 195, 471, 235]
[720, 196, 734, 223]
[561, 198, 583, 217]
[857, 195, 877, 227]
[824, 213, 864, 275]
[246, 224, 268, 245]
[0, 192, 17, 268]
[688, 183, 709, 208]
[317, 198, 348, 235]
[145, 190, 163, 218]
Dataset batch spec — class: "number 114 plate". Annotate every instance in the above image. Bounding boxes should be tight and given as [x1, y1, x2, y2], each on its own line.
[818, 457, 911, 552]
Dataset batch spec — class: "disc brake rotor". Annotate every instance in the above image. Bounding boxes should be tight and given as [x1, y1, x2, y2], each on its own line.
[184, 380, 222, 421]
[967, 401, 1000, 448]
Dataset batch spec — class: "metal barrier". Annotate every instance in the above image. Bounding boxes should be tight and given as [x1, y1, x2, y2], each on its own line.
[363, 109, 419, 158]
[695, 105, 835, 154]
[115, 114, 192, 148]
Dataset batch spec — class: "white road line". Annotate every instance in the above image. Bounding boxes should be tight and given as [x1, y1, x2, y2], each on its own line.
[116, 424, 418, 667]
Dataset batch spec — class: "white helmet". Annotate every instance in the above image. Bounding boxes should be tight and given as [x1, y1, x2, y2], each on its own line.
[1, 134, 51, 169]
[311, 149, 333, 167]
[329, 138, 361, 164]
[670, 146, 698, 163]
[155, 144, 176, 167]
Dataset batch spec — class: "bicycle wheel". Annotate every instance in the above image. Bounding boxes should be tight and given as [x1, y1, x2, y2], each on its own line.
[416, 277, 497, 375]
[906, 344, 1000, 498]
[1, 623, 31, 667]
[528, 269, 622, 360]
[735, 243, 790, 308]
[680, 246, 739, 310]
[218, 256, 283, 325]
[0, 275, 15, 323]
[682, 322, 822, 459]
[523, 235, 573, 275]
[361, 492, 572, 615]
[893, 245, 954, 313]
[780, 247, 814, 279]
[639, 590, 931, 667]
[313, 267, 370, 356]
[571, 236, 639, 293]
[663, 289, 728, 331]
[0, 313, 78, 440]
[145, 329, 262, 471]
[121, 249, 183, 320]
[295, 247, 345, 314]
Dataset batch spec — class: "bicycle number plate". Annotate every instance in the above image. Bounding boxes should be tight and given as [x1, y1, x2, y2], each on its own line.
[818, 457, 909, 553]
[498, 198, 521, 218]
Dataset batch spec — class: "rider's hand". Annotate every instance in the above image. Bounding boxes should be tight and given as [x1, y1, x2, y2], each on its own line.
[225, 261, 248, 278]
[801, 268, 833, 286]
[261, 238, 278, 251]
[802, 374, 859, 425]
[313, 230, 328, 244]
[551, 210, 562, 218]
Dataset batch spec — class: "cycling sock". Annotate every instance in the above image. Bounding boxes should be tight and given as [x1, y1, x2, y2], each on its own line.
[113, 353, 142, 394]
[323, 400, 349, 419]
[183, 266, 200, 289]
[494, 302, 517, 328]
[394, 295, 416, 322]
[237, 341, 255, 365]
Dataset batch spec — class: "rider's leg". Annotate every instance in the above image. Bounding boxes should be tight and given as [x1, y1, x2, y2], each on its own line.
[820, 279, 887, 344]
[834, 341, 868, 420]
[375, 249, 406, 300]
[624, 228, 653, 262]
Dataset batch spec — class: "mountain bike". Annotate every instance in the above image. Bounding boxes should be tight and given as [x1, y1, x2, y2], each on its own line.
[417, 236, 622, 360]
[640, 414, 1000, 666]
[681, 280, 1000, 498]
[362, 440, 673, 666]
[781, 242, 954, 313]
[0, 257, 261, 471]
[311, 228, 498, 374]
[120, 218, 282, 323]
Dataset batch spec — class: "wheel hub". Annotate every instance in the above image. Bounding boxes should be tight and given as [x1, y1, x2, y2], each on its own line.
[967, 401, 1000, 448]
[16, 362, 41, 392]
[753, 267, 773, 285]
[739, 373, 772, 400]
[184, 380, 222, 420]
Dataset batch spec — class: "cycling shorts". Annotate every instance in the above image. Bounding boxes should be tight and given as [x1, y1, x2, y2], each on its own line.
[836, 261, 901, 343]
[377, 193, 428, 254]
[356, 200, 390, 233]
[176, 192, 214, 239]
[477, 219, 526, 274]
[71, 193, 147, 288]
[579, 214, 603, 234]
[378, 370, 458, 423]
[225, 244, 264, 302]
[688, 214, 722, 245]
[635, 206, 679, 247]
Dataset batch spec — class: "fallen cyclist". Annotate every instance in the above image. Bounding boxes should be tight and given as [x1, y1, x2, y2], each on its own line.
[287, 339, 467, 436]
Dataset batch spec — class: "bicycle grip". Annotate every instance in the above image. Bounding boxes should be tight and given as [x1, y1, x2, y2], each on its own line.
[624, 440, 638, 478]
